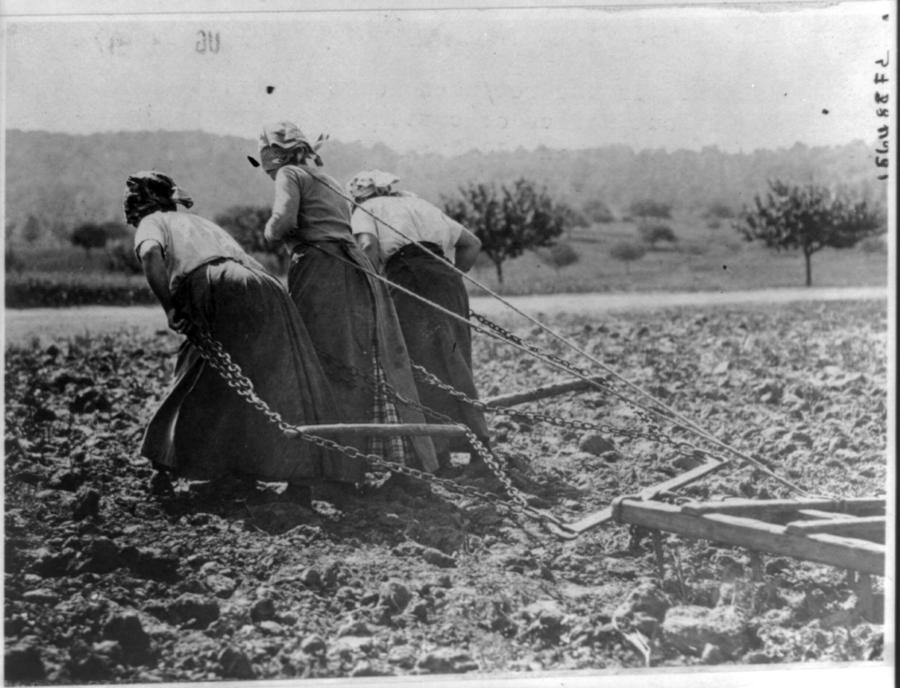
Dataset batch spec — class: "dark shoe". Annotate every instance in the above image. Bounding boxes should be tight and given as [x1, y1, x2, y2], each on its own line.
[312, 480, 358, 504]
[149, 470, 174, 498]
[387, 472, 432, 496]
[435, 464, 463, 479]
[280, 483, 313, 508]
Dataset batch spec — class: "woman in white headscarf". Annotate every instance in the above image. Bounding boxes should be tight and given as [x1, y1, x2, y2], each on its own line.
[255, 122, 438, 477]
[348, 171, 489, 471]
[125, 170, 341, 501]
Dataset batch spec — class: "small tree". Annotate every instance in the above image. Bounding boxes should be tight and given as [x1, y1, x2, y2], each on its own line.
[735, 180, 885, 287]
[706, 201, 736, 220]
[105, 239, 142, 274]
[215, 205, 287, 273]
[610, 240, 646, 275]
[100, 221, 132, 242]
[583, 198, 615, 224]
[22, 215, 43, 245]
[539, 242, 579, 271]
[70, 223, 109, 254]
[442, 179, 567, 284]
[628, 199, 672, 219]
[638, 222, 678, 248]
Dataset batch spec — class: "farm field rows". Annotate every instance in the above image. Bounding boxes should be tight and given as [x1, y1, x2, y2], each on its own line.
[3, 297, 890, 682]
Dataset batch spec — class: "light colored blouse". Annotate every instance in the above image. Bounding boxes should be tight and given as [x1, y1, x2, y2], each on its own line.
[264, 165, 354, 252]
[350, 194, 464, 264]
[134, 210, 260, 293]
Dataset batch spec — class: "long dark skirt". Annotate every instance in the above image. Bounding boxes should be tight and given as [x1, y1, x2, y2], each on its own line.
[287, 240, 438, 473]
[140, 259, 360, 483]
[385, 245, 490, 461]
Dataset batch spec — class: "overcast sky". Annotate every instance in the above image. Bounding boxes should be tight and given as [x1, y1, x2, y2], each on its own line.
[2, 1, 894, 154]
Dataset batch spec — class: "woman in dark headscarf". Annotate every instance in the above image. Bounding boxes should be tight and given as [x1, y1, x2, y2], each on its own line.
[348, 170, 490, 470]
[256, 122, 438, 475]
[125, 170, 349, 499]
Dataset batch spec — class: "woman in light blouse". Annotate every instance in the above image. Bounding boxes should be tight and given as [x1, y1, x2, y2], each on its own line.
[126, 170, 342, 501]
[348, 170, 489, 472]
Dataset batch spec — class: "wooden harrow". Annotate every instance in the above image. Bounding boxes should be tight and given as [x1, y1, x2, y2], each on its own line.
[296, 374, 887, 605]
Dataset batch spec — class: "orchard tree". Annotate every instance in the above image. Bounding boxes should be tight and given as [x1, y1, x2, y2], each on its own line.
[583, 198, 615, 224]
[628, 199, 672, 219]
[99, 220, 132, 242]
[735, 180, 885, 287]
[214, 205, 287, 273]
[638, 222, 678, 248]
[22, 215, 43, 245]
[70, 223, 109, 254]
[610, 240, 646, 275]
[442, 179, 567, 284]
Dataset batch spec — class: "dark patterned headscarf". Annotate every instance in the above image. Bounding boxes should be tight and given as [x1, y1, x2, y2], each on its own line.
[123, 171, 193, 227]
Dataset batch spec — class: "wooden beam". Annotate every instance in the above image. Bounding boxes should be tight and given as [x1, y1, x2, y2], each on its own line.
[550, 459, 727, 536]
[285, 423, 467, 439]
[785, 516, 886, 542]
[483, 376, 608, 408]
[681, 498, 885, 518]
[614, 499, 885, 575]
[795, 509, 856, 520]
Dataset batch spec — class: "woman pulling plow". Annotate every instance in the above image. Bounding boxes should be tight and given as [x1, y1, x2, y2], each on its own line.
[348, 170, 490, 475]
[125, 170, 349, 505]
[255, 122, 438, 483]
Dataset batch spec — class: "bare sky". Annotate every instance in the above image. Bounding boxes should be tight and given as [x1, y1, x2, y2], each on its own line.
[2, 1, 894, 154]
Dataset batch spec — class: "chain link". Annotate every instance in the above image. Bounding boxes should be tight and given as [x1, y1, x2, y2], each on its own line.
[410, 361, 710, 462]
[314, 349, 537, 513]
[186, 328, 561, 528]
[470, 310, 811, 495]
[469, 311, 729, 463]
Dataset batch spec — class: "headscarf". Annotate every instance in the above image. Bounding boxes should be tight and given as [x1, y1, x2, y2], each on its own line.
[257, 121, 329, 172]
[123, 171, 193, 226]
[347, 170, 401, 202]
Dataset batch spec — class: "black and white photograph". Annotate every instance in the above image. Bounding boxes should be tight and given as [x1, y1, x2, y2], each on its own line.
[2, 1, 895, 686]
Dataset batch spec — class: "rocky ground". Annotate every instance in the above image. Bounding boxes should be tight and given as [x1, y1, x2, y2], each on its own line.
[3, 298, 888, 683]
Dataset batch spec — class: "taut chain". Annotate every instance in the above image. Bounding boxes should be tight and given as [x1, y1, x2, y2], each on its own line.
[187, 328, 564, 531]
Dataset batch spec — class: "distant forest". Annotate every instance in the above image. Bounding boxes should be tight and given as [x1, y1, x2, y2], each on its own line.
[4, 129, 884, 245]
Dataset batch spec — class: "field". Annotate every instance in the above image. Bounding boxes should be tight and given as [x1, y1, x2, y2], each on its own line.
[3, 296, 889, 682]
[465, 219, 888, 295]
[4, 216, 888, 308]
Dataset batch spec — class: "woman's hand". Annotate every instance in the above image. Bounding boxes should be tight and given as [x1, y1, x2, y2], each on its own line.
[166, 307, 189, 334]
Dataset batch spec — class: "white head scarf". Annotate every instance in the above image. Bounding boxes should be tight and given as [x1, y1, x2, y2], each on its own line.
[347, 170, 401, 202]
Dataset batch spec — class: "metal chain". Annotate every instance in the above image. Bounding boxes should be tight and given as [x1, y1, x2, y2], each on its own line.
[469, 312, 722, 456]
[471, 309, 807, 493]
[410, 362, 711, 462]
[186, 328, 560, 527]
[313, 348, 537, 512]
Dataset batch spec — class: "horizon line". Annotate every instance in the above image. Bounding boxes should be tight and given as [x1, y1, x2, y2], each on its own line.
[3, 127, 875, 158]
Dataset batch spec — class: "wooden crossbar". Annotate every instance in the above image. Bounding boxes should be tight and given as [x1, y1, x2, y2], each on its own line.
[545, 459, 728, 538]
[785, 516, 886, 542]
[795, 509, 856, 520]
[285, 423, 467, 439]
[613, 499, 885, 575]
[483, 376, 608, 408]
[680, 497, 885, 518]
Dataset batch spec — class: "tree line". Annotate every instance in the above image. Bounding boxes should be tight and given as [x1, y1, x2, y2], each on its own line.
[12, 177, 885, 290]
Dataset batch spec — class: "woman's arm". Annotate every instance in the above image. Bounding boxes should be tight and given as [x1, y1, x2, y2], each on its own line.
[350, 204, 384, 272]
[264, 167, 301, 245]
[354, 231, 384, 272]
[453, 226, 482, 273]
[139, 243, 186, 333]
